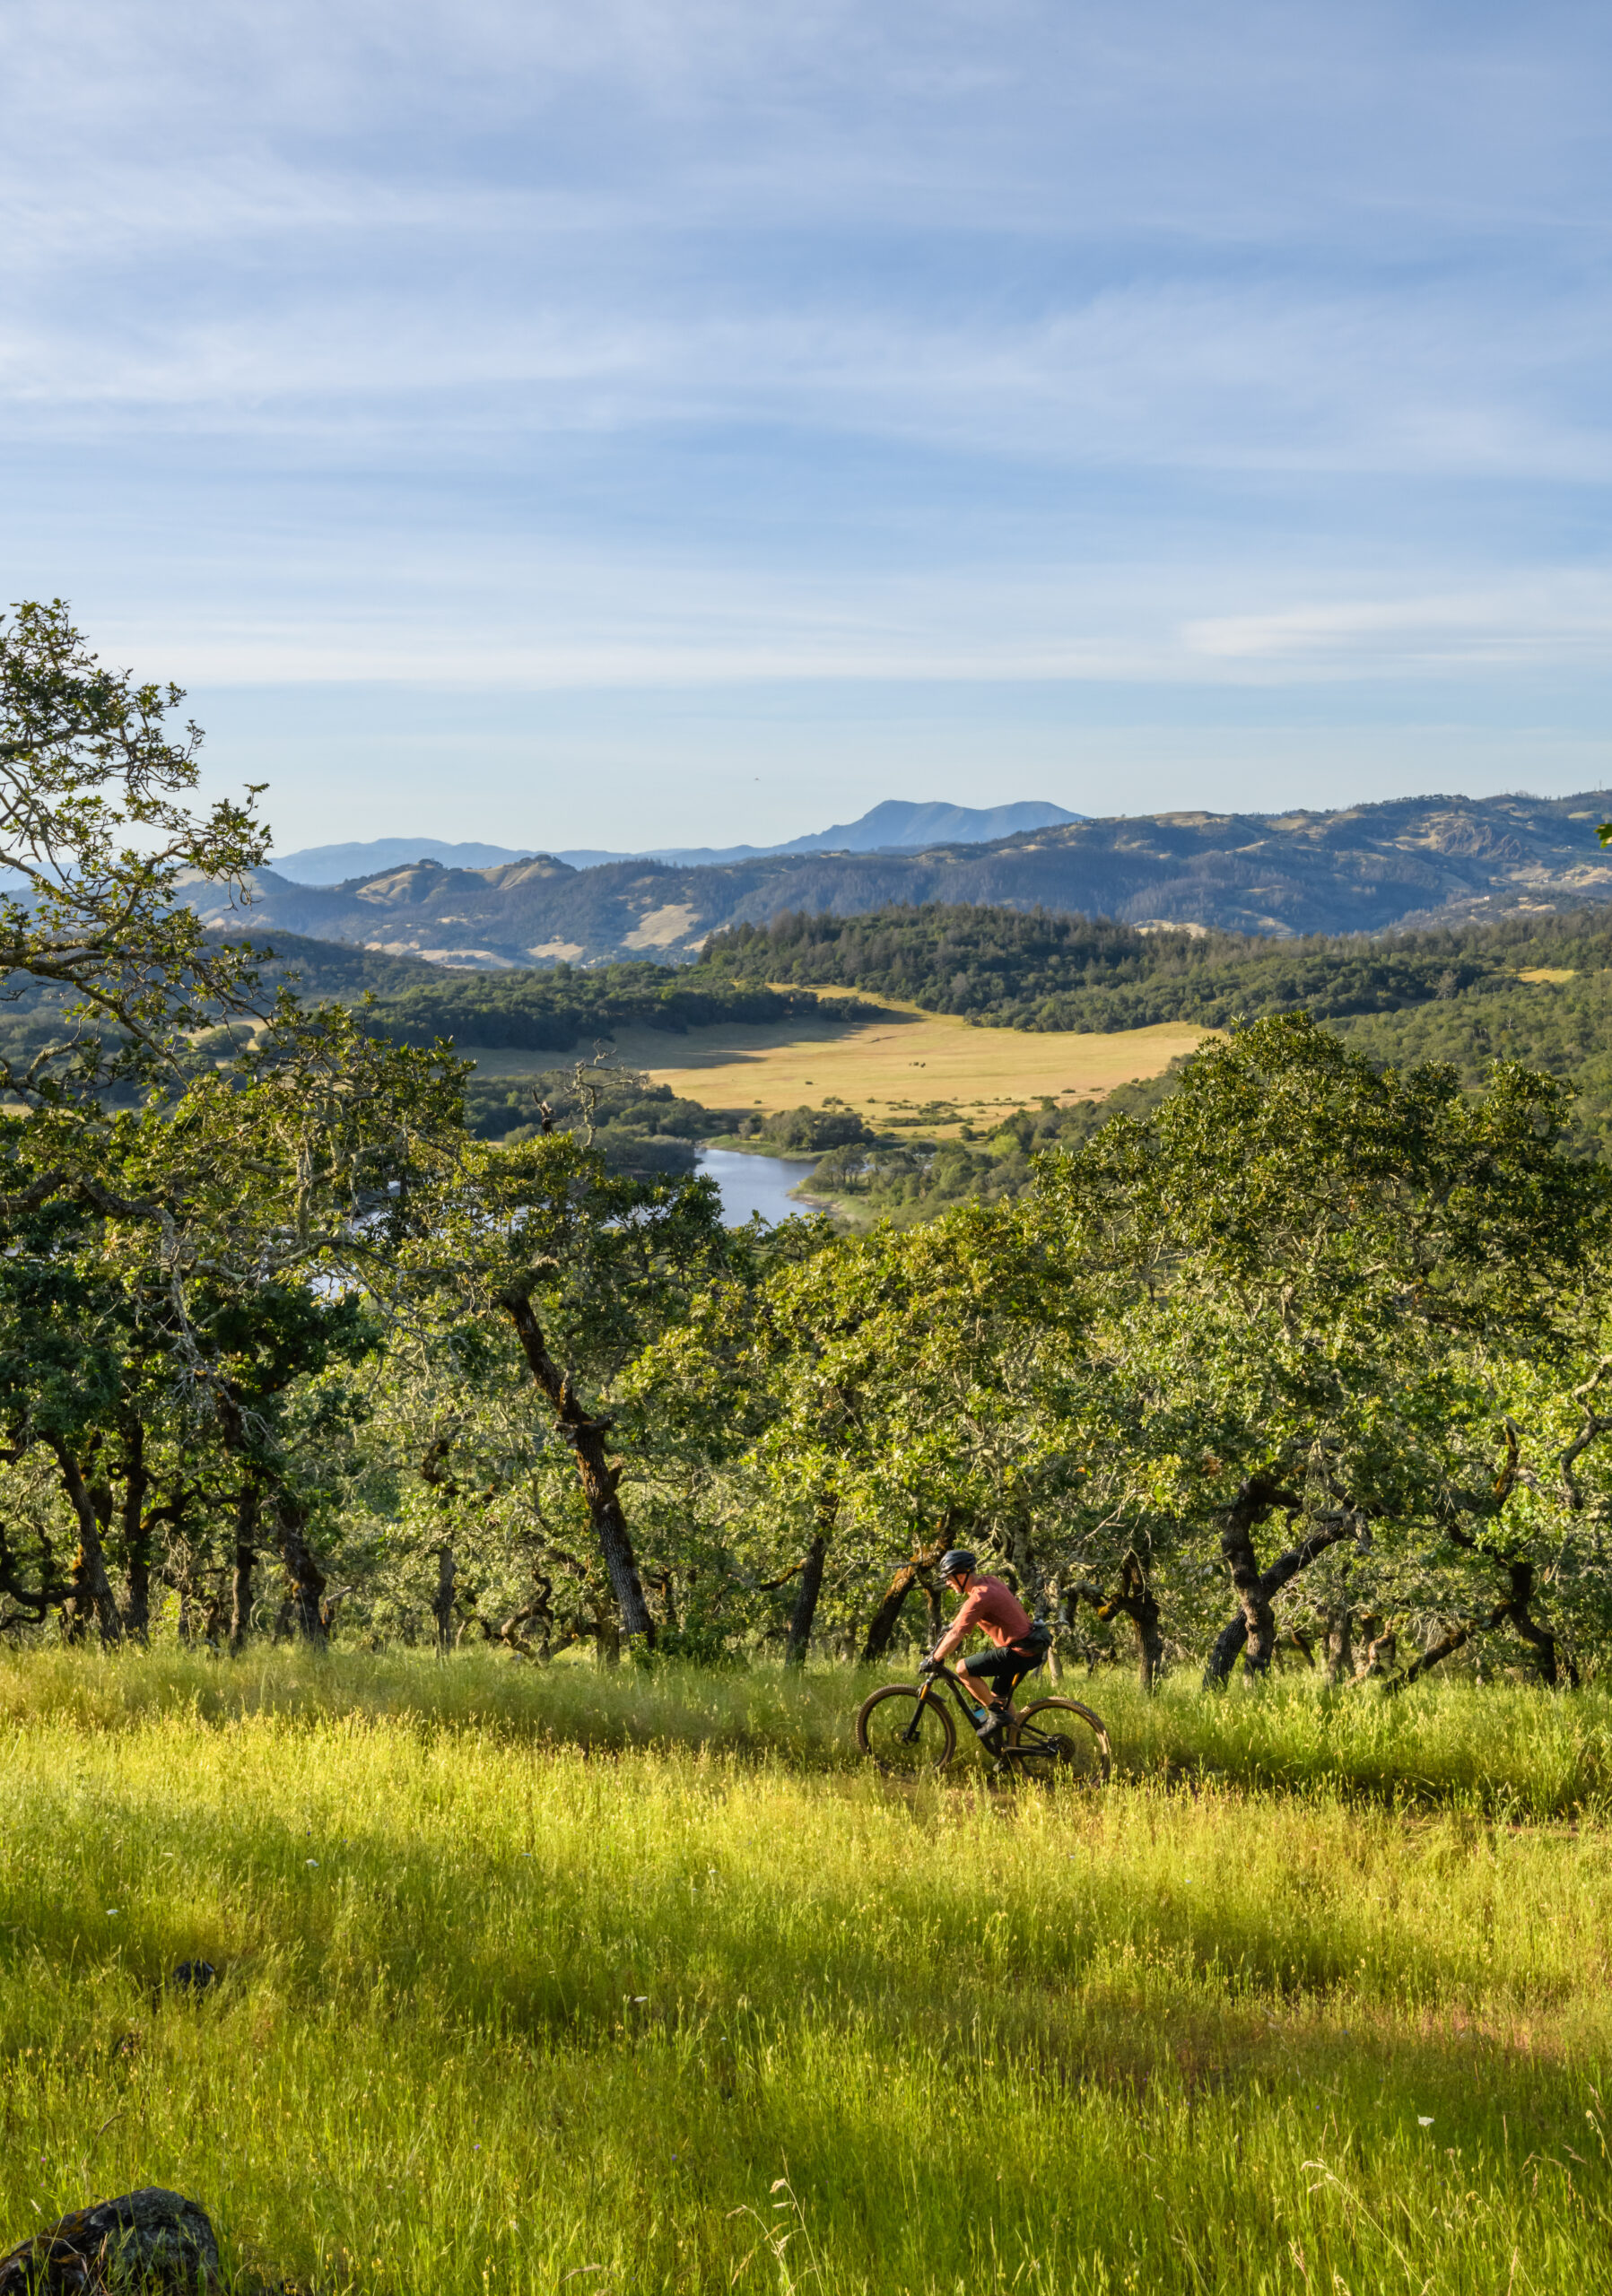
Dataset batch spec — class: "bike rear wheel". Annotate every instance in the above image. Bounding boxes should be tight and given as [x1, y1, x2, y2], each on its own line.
[1007, 1697, 1111, 1785]
[856, 1684, 957, 1775]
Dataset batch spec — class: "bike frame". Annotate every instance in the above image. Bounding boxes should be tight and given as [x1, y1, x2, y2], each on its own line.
[908, 1658, 1059, 1765]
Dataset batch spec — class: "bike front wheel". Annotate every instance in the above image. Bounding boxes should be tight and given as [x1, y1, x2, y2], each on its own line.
[1007, 1697, 1111, 1785]
[856, 1684, 957, 1775]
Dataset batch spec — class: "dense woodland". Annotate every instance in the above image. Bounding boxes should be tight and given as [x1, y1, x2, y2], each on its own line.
[7, 604, 1612, 1693]
[704, 900, 1612, 1028]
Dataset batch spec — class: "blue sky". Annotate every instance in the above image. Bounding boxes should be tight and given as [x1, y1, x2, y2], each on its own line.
[4, 0, 1609, 854]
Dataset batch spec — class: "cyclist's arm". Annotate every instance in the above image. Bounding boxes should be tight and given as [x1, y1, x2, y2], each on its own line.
[929, 1586, 985, 1666]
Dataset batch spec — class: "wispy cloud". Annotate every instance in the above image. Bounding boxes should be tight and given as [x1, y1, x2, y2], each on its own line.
[2, 0, 1608, 837]
[1187, 580, 1612, 673]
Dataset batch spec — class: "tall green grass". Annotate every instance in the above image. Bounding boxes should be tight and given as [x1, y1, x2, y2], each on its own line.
[6, 1643, 1610, 1814]
[3, 1648, 1612, 2293]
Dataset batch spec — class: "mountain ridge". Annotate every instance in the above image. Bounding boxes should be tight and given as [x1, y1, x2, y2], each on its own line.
[198, 789, 1612, 970]
[271, 799, 1083, 884]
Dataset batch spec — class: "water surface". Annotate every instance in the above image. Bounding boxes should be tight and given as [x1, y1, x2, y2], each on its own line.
[697, 1147, 821, 1226]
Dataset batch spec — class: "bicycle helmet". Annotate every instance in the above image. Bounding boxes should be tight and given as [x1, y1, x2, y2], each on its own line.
[937, 1548, 978, 1580]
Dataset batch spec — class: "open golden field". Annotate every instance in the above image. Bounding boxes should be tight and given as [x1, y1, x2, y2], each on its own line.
[588, 1002, 1216, 1127]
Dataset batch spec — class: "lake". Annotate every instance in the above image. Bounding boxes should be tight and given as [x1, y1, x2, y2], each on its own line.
[696, 1146, 821, 1226]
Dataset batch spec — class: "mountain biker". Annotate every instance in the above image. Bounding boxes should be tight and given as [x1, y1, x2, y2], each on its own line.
[921, 1548, 1048, 1744]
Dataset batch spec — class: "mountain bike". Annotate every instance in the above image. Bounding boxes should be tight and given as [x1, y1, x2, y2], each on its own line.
[855, 1657, 1111, 1783]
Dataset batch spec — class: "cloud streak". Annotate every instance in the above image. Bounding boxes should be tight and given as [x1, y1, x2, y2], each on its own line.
[2, 0, 1608, 839]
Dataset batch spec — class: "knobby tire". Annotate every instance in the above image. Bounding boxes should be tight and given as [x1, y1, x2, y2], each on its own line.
[1008, 1696, 1111, 1784]
[856, 1683, 957, 1775]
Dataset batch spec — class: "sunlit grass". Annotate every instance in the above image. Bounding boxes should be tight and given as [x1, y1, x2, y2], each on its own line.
[600, 1009, 1214, 1133]
[4, 1648, 1612, 2293]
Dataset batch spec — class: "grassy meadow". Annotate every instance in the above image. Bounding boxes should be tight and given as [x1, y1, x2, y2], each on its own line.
[5, 1651, 1612, 2294]
[572, 1006, 1211, 1132]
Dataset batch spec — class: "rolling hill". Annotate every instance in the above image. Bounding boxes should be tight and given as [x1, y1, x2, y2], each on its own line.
[192, 789, 1612, 970]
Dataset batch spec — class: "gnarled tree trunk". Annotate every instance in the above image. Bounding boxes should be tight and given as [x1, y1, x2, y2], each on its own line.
[860, 1535, 948, 1664]
[120, 1420, 152, 1641]
[1392, 1558, 1579, 1694]
[1077, 1551, 1164, 1692]
[1202, 1475, 1301, 1683]
[1322, 1607, 1354, 1686]
[431, 1544, 457, 1654]
[1503, 1557, 1576, 1687]
[785, 1530, 828, 1668]
[274, 1491, 329, 1644]
[420, 1436, 458, 1654]
[1202, 1485, 1362, 1687]
[498, 1286, 655, 1647]
[230, 1476, 258, 1653]
[48, 1440, 124, 1644]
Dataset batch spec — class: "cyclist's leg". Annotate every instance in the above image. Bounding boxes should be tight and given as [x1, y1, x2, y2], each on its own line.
[980, 1649, 1045, 1718]
[1002, 1650, 1045, 1713]
[956, 1649, 1020, 1709]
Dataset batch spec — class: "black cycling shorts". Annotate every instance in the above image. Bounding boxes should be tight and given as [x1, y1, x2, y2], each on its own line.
[958, 1645, 1045, 1700]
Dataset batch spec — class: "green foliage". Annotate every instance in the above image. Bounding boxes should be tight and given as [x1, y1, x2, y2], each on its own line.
[13, 604, 1612, 1694]
[354, 958, 859, 1054]
[1332, 965, 1612, 1161]
[460, 1063, 710, 1176]
[0, 599, 269, 1106]
[701, 901, 1513, 1029]
[803, 1071, 1181, 1224]
[756, 1104, 875, 1152]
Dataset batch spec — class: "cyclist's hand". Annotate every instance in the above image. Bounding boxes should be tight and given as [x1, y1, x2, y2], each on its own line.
[919, 1655, 942, 1674]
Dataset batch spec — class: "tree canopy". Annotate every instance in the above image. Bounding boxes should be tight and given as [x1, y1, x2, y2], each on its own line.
[8, 606, 1612, 1696]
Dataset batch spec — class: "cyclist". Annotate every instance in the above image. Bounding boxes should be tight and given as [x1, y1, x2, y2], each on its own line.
[922, 1548, 1048, 1744]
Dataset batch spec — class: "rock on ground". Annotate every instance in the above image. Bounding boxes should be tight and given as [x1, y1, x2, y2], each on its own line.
[0, 2190, 218, 2296]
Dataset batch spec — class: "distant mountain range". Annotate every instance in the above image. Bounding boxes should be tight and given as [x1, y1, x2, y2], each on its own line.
[270, 799, 1082, 884]
[197, 791, 1612, 971]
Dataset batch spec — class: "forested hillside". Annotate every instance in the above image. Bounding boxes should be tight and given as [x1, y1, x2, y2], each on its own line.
[703, 904, 1513, 1026]
[239, 933, 867, 1048]
[0, 934, 866, 1099]
[233, 899, 1612, 1060]
[356, 957, 852, 1049]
